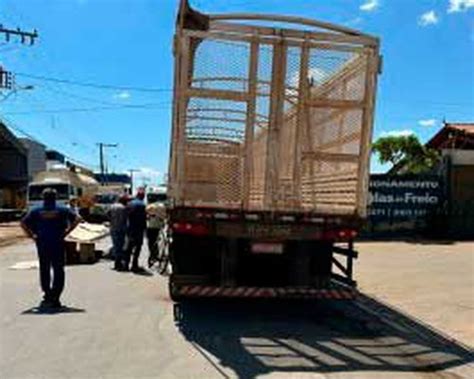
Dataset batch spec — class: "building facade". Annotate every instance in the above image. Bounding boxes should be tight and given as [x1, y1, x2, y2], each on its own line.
[20, 138, 47, 181]
[427, 123, 474, 237]
[0, 122, 28, 209]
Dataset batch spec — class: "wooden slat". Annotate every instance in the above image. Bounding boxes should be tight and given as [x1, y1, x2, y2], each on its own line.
[264, 40, 287, 208]
[211, 22, 369, 52]
[243, 39, 259, 208]
[306, 98, 365, 109]
[169, 35, 181, 201]
[187, 88, 248, 102]
[302, 152, 359, 162]
[188, 107, 269, 121]
[176, 35, 191, 204]
[208, 14, 379, 44]
[185, 28, 272, 45]
[356, 50, 379, 217]
[185, 27, 378, 50]
[187, 116, 246, 124]
[292, 41, 309, 207]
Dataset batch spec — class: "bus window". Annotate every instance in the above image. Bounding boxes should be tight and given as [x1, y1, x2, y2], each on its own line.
[147, 193, 167, 204]
[28, 184, 70, 200]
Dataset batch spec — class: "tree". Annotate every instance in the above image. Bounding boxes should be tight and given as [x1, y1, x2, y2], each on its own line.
[372, 134, 440, 174]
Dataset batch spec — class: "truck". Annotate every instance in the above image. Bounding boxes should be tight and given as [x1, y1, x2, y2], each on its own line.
[165, 0, 381, 300]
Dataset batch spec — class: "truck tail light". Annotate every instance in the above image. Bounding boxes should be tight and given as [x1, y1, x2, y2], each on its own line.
[339, 229, 357, 239]
[172, 222, 209, 236]
[320, 229, 358, 241]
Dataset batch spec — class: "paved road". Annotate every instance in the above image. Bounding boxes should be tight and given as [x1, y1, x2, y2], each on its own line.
[0, 239, 472, 379]
[357, 241, 474, 346]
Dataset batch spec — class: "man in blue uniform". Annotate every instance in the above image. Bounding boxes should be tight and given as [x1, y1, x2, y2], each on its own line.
[21, 188, 81, 308]
[125, 189, 147, 272]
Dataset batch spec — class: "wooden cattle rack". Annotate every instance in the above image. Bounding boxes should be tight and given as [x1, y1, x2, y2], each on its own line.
[169, 0, 381, 218]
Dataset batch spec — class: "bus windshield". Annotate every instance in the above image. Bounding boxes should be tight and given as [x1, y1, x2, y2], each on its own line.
[28, 184, 70, 201]
[147, 193, 167, 204]
[94, 193, 119, 204]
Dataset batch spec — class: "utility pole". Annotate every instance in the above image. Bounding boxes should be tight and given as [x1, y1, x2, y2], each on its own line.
[0, 68, 14, 90]
[0, 24, 38, 101]
[97, 143, 118, 184]
[129, 169, 140, 195]
[0, 25, 38, 45]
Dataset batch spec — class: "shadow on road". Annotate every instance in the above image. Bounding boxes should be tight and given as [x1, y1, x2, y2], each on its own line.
[21, 305, 86, 315]
[174, 295, 473, 378]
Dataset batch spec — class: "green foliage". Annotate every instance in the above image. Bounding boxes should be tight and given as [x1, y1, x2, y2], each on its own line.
[372, 135, 440, 174]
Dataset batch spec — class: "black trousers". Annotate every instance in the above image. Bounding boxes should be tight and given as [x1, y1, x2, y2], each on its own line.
[147, 228, 159, 260]
[126, 231, 144, 269]
[36, 241, 65, 302]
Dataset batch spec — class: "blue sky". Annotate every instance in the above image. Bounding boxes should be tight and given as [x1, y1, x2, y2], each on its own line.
[1, 0, 473, 182]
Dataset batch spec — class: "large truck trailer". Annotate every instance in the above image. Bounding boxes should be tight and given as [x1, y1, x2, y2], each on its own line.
[165, 0, 381, 300]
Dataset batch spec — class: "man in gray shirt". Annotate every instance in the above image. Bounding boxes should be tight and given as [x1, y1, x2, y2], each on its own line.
[109, 195, 129, 271]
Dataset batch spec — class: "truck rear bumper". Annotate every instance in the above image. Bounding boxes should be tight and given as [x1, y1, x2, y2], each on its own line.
[170, 207, 363, 240]
[173, 285, 356, 300]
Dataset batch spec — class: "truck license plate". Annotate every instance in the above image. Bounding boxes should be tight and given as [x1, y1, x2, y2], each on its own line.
[251, 243, 284, 254]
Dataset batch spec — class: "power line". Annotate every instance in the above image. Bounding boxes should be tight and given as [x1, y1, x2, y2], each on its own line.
[12, 73, 472, 108]
[0, 115, 95, 169]
[42, 85, 131, 107]
[14, 72, 173, 93]
[15, 90, 98, 155]
[2, 102, 171, 115]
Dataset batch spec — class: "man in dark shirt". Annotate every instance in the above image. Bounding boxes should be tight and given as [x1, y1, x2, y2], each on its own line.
[108, 195, 129, 271]
[125, 189, 147, 272]
[21, 188, 81, 308]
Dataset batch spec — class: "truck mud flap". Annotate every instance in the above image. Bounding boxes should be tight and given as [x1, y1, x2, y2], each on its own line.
[174, 285, 356, 299]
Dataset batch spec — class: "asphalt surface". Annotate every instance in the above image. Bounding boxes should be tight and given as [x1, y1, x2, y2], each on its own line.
[0, 238, 473, 379]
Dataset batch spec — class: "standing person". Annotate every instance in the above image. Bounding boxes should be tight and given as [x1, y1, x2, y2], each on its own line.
[108, 195, 129, 271]
[125, 189, 147, 272]
[21, 188, 81, 308]
[146, 199, 166, 267]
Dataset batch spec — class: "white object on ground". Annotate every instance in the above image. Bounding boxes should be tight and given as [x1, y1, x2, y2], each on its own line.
[66, 222, 109, 243]
[9, 260, 39, 270]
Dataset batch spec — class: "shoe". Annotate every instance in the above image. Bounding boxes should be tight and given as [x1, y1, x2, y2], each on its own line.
[39, 299, 53, 308]
[50, 299, 62, 308]
[131, 266, 143, 273]
[114, 263, 123, 271]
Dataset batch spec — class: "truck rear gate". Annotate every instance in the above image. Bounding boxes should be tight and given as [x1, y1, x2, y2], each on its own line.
[167, 1, 380, 300]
